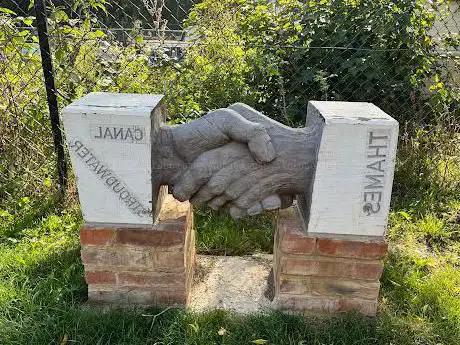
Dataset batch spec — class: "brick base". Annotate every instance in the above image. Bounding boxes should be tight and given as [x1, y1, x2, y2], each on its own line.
[274, 206, 387, 316]
[80, 194, 195, 306]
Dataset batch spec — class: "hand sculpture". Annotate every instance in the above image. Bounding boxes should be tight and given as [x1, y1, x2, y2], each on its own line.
[154, 107, 289, 212]
[158, 104, 321, 218]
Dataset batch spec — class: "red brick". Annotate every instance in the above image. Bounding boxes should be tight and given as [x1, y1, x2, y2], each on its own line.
[87, 287, 187, 306]
[151, 250, 185, 269]
[81, 247, 149, 268]
[118, 272, 186, 287]
[276, 295, 378, 316]
[80, 196, 194, 307]
[281, 234, 316, 255]
[317, 237, 388, 259]
[116, 228, 185, 247]
[279, 275, 380, 300]
[80, 227, 114, 245]
[277, 207, 316, 254]
[280, 278, 311, 295]
[280, 257, 383, 280]
[85, 271, 116, 285]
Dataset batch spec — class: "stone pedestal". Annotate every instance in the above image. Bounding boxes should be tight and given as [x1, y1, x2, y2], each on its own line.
[80, 194, 195, 306]
[274, 206, 387, 316]
[275, 101, 397, 316]
[63, 92, 165, 225]
[299, 101, 399, 237]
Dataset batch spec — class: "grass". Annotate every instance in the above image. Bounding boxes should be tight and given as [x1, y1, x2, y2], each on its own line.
[0, 128, 459, 344]
[0, 188, 459, 344]
[194, 206, 275, 255]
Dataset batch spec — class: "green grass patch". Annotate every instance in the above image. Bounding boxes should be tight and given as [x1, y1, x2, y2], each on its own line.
[0, 192, 459, 344]
[194, 206, 275, 255]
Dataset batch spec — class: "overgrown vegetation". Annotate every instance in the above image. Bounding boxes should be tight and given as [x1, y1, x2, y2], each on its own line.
[0, 197, 459, 344]
[0, 0, 459, 344]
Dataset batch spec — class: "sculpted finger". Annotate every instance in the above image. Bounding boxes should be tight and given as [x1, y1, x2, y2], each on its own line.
[228, 205, 247, 219]
[205, 155, 257, 196]
[208, 195, 228, 210]
[171, 163, 212, 202]
[172, 142, 247, 201]
[247, 194, 283, 215]
[261, 195, 282, 210]
[232, 173, 293, 210]
[223, 165, 277, 202]
[190, 153, 256, 205]
[228, 103, 292, 131]
[204, 109, 276, 163]
[247, 202, 263, 216]
[190, 188, 214, 205]
[245, 195, 284, 216]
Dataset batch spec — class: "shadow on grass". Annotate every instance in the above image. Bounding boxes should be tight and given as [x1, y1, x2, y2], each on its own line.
[194, 206, 275, 256]
[1, 238, 458, 345]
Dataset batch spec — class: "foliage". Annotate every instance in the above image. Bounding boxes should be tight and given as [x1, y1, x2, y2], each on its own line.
[0, 11, 56, 206]
[0, 3, 459, 343]
[0, 195, 459, 344]
[184, 0, 458, 125]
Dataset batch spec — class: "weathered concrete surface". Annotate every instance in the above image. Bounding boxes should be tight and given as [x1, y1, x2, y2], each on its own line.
[299, 101, 398, 237]
[189, 254, 274, 313]
[63, 92, 163, 225]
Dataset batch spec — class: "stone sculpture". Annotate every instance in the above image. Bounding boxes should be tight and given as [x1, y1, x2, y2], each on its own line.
[154, 103, 321, 218]
[64, 94, 399, 314]
[64, 92, 398, 227]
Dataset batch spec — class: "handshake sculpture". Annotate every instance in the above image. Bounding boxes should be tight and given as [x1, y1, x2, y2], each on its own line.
[155, 103, 318, 218]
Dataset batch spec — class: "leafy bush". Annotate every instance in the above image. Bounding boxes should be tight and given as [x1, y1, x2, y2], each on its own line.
[186, 0, 458, 125]
[182, 0, 460, 216]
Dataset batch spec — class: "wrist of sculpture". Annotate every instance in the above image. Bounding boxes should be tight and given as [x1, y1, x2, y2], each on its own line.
[153, 124, 187, 186]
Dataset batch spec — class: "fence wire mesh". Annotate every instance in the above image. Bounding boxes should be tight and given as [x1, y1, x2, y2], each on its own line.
[0, 0, 459, 216]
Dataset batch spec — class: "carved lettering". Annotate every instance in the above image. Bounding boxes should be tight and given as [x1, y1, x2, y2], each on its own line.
[367, 159, 385, 172]
[365, 175, 384, 189]
[69, 139, 151, 218]
[114, 127, 123, 140]
[363, 131, 389, 215]
[90, 125, 146, 144]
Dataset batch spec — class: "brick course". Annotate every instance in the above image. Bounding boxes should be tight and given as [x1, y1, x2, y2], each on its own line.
[80, 195, 195, 306]
[280, 257, 383, 280]
[274, 206, 387, 316]
[316, 237, 388, 259]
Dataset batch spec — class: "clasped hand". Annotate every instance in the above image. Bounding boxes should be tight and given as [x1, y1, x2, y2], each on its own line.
[156, 104, 316, 218]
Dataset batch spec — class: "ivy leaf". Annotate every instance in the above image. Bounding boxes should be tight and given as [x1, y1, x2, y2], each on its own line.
[0, 7, 16, 15]
[23, 18, 34, 26]
[398, 211, 411, 221]
[90, 29, 107, 38]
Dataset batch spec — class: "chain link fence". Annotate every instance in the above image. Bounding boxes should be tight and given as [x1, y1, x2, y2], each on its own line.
[1, 0, 459, 217]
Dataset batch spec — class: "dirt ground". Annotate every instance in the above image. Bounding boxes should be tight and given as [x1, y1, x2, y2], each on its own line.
[189, 254, 275, 313]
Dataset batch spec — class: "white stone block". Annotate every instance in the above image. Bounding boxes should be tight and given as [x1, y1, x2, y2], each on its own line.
[63, 92, 164, 225]
[300, 101, 399, 237]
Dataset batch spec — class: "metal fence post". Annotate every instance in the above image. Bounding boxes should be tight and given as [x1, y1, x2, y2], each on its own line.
[34, 0, 67, 192]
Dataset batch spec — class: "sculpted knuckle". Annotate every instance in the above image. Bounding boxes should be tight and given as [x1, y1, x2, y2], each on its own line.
[224, 188, 239, 200]
[252, 123, 268, 137]
[172, 188, 187, 201]
[190, 165, 208, 180]
[234, 196, 252, 209]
